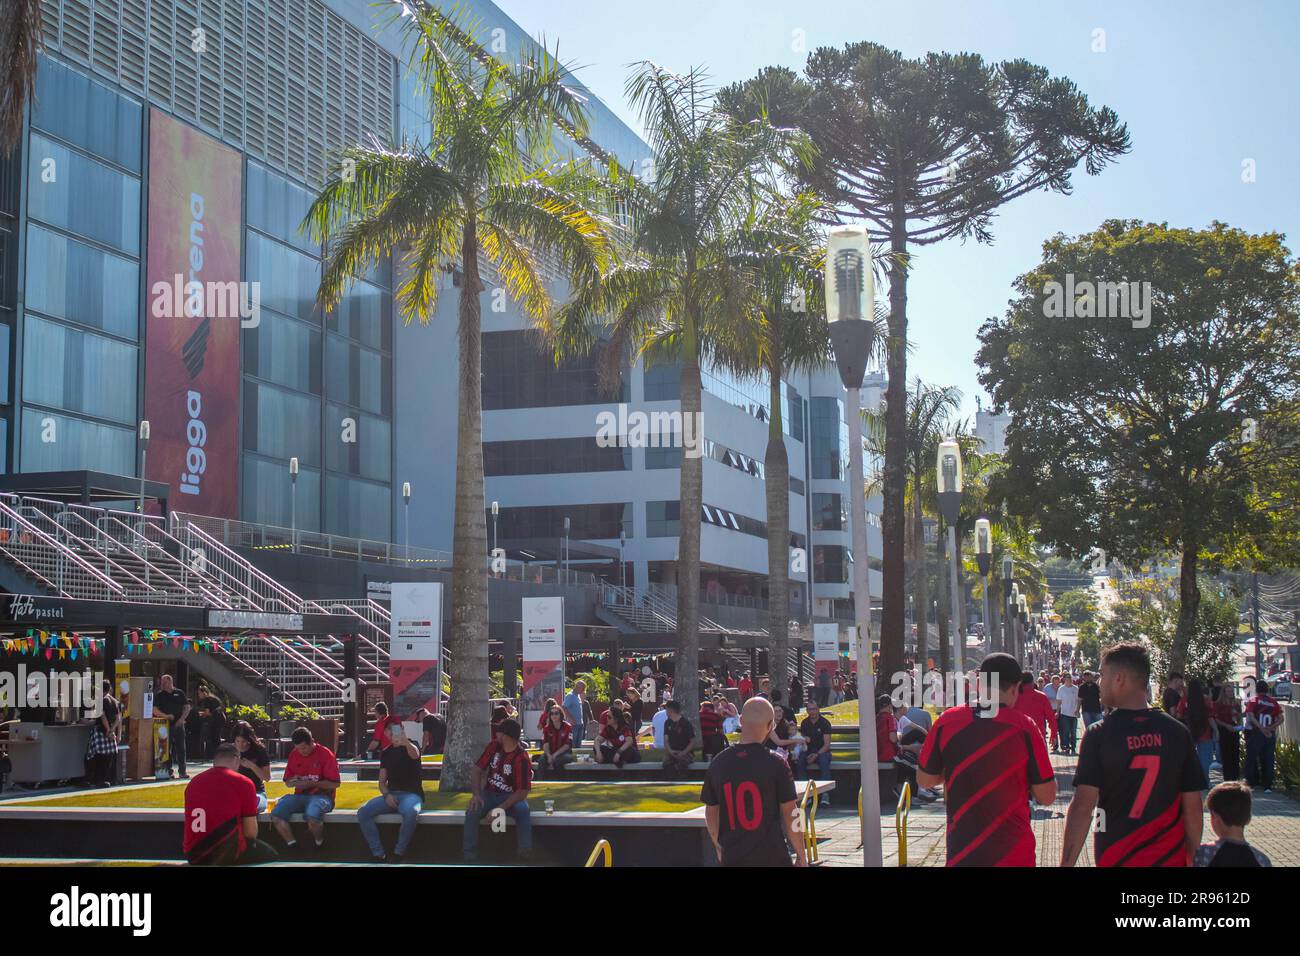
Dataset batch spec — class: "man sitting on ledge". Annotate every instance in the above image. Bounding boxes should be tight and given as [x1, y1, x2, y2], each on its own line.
[662, 701, 697, 775]
[269, 727, 340, 855]
[463, 718, 533, 862]
[184, 743, 278, 866]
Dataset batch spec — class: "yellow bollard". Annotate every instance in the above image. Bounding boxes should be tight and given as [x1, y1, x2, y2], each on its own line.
[584, 838, 612, 867]
[895, 781, 912, 866]
[804, 781, 820, 862]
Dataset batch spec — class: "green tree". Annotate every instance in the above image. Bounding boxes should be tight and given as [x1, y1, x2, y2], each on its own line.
[0, 0, 42, 150]
[1054, 589, 1098, 628]
[305, 2, 612, 789]
[979, 220, 1300, 675]
[546, 64, 800, 719]
[719, 44, 1129, 682]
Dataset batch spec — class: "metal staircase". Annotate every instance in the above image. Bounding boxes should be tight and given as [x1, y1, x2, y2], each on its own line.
[596, 583, 768, 638]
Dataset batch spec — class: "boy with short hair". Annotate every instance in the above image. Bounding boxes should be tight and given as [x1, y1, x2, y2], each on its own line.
[1194, 781, 1271, 867]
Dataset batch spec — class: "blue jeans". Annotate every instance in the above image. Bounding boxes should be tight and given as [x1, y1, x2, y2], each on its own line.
[270, 792, 334, 823]
[1057, 714, 1078, 753]
[1194, 740, 1214, 789]
[1245, 731, 1276, 789]
[462, 791, 531, 858]
[357, 791, 422, 857]
[803, 750, 831, 782]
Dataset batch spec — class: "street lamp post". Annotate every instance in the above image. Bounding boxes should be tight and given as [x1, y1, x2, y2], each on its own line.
[138, 420, 150, 587]
[619, 530, 627, 591]
[975, 518, 992, 655]
[936, 439, 964, 678]
[1009, 583, 1020, 663]
[402, 481, 411, 562]
[1001, 554, 1014, 660]
[491, 500, 499, 562]
[824, 224, 882, 868]
[1018, 593, 1030, 670]
[288, 457, 299, 550]
[562, 515, 570, 584]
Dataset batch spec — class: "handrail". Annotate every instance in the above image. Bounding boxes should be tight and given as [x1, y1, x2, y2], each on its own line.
[895, 780, 912, 867]
[584, 838, 612, 867]
[261, 634, 345, 691]
[178, 522, 304, 613]
[41, 506, 166, 596]
[91, 512, 197, 596]
[0, 495, 125, 596]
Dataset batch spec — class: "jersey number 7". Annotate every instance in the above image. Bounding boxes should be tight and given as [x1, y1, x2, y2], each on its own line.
[1128, 755, 1160, 819]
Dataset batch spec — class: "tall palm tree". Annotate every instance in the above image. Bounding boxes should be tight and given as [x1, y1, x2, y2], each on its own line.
[708, 191, 841, 698]
[0, 0, 43, 150]
[544, 63, 800, 720]
[305, 1, 613, 789]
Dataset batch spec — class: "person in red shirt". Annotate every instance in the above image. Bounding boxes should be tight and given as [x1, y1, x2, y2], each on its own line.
[362, 701, 396, 759]
[918, 654, 1056, 866]
[1244, 680, 1282, 791]
[535, 705, 574, 778]
[596, 709, 641, 766]
[1014, 673, 1055, 742]
[463, 719, 533, 861]
[184, 743, 278, 865]
[875, 693, 899, 762]
[699, 699, 726, 758]
[269, 727, 340, 852]
[739, 673, 753, 702]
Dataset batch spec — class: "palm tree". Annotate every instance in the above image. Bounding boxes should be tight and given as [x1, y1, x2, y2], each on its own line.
[544, 63, 800, 720]
[0, 0, 43, 150]
[709, 191, 838, 698]
[305, 1, 613, 789]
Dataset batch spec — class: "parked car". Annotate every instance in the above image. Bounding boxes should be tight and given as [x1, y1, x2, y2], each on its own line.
[1270, 672, 1294, 701]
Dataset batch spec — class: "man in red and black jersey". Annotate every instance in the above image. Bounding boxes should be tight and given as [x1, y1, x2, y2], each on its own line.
[463, 719, 533, 861]
[1061, 643, 1203, 867]
[918, 653, 1056, 867]
[701, 696, 806, 867]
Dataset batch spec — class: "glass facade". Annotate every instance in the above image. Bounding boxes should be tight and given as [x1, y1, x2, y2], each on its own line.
[814, 544, 850, 585]
[810, 397, 847, 480]
[484, 438, 629, 476]
[495, 502, 632, 541]
[812, 492, 845, 531]
[482, 330, 628, 409]
[20, 61, 142, 475]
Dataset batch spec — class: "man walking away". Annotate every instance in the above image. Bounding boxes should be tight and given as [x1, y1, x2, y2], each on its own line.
[662, 701, 696, 775]
[1060, 644, 1203, 868]
[184, 743, 278, 865]
[1079, 672, 1103, 733]
[1056, 674, 1080, 755]
[917, 654, 1056, 867]
[1244, 680, 1281, 792]
[699, 699, 726, 759]
[701, 697, 806, 867]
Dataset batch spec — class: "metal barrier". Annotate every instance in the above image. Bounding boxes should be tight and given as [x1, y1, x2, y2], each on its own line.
[800, 781, 821, 863]
[584, 839, 612, 867]
[895, 781, 912, 867]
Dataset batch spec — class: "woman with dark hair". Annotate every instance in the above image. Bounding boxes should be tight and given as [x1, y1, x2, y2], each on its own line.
[1180, 679, 1215, 788]
[787, 675, 804, 713]
[1211, 678, 1242, 781]
[536, 698, 557, 737]
[85, 680, 120, 786]
[232, 721, 272, 812]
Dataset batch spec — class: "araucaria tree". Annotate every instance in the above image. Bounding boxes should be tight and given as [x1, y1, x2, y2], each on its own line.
[719, 44, 1129, 681]
[978, 220, 1300, 675]
[306, 1, 612, 789]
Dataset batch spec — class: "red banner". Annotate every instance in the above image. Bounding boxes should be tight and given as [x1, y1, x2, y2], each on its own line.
[143, 110, 242, 517]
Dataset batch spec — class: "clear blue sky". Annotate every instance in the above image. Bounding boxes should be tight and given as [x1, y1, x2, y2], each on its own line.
[496, 0, 1299, 421]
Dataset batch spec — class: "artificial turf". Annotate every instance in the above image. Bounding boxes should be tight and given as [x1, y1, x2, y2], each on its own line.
[16, 780, 706, 813]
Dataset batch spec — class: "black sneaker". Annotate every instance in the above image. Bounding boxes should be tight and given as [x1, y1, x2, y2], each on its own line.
[388, 852, 405, 864]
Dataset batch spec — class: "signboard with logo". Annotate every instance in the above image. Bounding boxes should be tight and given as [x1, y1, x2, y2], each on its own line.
[143, 109, 242, 518]
[3, 594, 67, 623]
[814, 623, 839, 694]
[205, 609, 304, 631]
[389, 582, 441, 717]
[521, 597, 565, 740]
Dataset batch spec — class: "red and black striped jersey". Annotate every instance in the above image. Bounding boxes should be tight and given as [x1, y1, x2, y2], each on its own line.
[1074, 708, 1202, 867]
[919, 704, 1055, 867]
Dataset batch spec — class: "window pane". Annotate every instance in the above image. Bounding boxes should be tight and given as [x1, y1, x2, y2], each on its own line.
[241, 454, 320, 532]
[325, 474, 391, 539]
[246, 162, 317, 254]
[25, 224, 139, 339]
[20, 407, 133, 474]
[243, 380, 321, 465]
[325, 402, 391, 481]
[27, 134, 140, 254]
[246, 231, 321, 324]
[32, 57, 142, 172]
[23, 314, 137, 424]
[329, 279, 391, 352]
[325, 333, 390, 414]
[243, 308, 321, 394]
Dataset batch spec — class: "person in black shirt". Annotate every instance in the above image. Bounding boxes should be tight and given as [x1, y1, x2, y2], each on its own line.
[661, 701, 696, 775]
[415, 707, 446, 755]
[356, 722, 423, 863]
[1061, 644, 1203, 867]
[232, 721, 272, 812]
[86, 680, 120, 786]
[798, 700, 834, 788]
[1078, 671, 1103, 730]
[702, 696, 805, 867]
[153, 674, 190, 778]
[197, 687, 226, 759]
[1193, 781, 1271, 867]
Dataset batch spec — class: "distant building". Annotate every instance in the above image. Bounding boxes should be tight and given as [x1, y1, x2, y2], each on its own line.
[975, 405, 1011, 456]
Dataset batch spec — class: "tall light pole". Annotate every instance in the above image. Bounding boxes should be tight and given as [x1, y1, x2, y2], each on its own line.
[975, 517, 991, 655]
[936, 438, 964, 677]
[1001, 554, 1015, 660]
[288, 456, 299, 550]
[402, 481, 411, 562]
[137, 419, 151, 519]
[1018, 593, 1030, 670]
[490, 500, 499, 562]
[619, 529, 627, 591]
[825, 224, 882, 868]
[562, 515, 570, 584]
[1010, 582, 1021, 664]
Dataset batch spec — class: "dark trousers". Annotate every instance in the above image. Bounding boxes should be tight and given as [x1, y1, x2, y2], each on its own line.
[189, 837, 279, 867]
[1219, 729, 1241, 781]
[87, 753, 117, 785]
[1244, 731, 1276, 789]
[168, 722, 187, 774]
[1057, 714, 1078, 753]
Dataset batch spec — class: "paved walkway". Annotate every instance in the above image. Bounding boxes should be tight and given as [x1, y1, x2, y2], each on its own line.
[815, 753, 1300, 867]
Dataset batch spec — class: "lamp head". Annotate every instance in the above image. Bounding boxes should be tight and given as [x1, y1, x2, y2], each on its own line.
[288, 456, 299, 478]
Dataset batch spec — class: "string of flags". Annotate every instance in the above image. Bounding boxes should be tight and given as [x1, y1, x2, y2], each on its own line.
[1, 629, 105, 661]
[1, 628, 329, 659]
